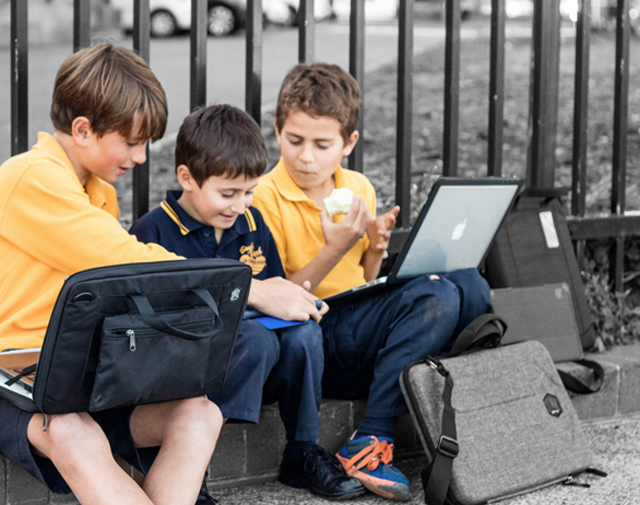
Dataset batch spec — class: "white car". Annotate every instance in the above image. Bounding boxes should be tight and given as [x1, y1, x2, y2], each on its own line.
[333, 0, 398, 21]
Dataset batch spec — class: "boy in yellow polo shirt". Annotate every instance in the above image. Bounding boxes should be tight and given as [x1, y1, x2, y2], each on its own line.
[253, 63, 492, 501]
[0, 44, 224, 505]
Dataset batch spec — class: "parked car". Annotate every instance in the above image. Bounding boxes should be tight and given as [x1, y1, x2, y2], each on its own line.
[112, 0, 331, 38]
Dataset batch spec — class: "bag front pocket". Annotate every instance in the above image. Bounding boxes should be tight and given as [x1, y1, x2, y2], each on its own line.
[90, 307, 215, 411]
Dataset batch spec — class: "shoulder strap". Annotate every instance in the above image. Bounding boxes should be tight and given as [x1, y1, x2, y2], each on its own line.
[446, 313, 507, 357]
[421, 358, 458, 505]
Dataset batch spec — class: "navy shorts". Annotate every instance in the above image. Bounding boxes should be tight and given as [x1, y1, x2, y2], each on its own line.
[0, 399, 159, 494]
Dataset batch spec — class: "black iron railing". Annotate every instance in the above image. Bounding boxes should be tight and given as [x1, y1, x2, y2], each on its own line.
[7, 0, 638, 290]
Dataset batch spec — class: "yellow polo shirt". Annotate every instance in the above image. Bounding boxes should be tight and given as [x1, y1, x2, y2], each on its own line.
[253, 159, 376, 299]
[0, 132, 180, 351]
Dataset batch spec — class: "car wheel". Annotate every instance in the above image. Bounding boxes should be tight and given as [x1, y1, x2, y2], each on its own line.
[150, 10, 178, 38]
[207, 4, 237, 37]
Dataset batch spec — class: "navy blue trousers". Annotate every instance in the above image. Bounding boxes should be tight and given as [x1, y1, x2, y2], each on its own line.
[320, 268, 491, 418]
[208, 319, 323, 443]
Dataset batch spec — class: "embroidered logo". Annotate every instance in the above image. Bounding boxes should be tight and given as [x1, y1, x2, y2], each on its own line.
[230, 288, 242, 302]
[239, 243, 266, 275]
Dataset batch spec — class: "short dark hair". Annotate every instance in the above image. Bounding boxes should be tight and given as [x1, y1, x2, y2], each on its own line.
[175, 105, 268, 186]
[276, 63, 361, 143]
[51, 44, 167, 141]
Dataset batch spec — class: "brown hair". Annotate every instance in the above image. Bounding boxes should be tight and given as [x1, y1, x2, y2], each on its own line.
[175, 105, 268, 186]
[275, 63, 361, 143]
[50, 44, 167, 141]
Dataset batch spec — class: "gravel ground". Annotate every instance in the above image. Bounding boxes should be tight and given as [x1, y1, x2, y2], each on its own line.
[213, 414, 640, 504]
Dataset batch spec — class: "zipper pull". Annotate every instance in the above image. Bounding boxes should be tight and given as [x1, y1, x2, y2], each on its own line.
[126, 329, 136, 351]
[586, 467, 608, 477]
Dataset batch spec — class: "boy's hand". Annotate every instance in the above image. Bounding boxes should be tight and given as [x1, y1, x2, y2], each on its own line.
[320, 196, 372, 258]
[249, 277, 326, 323]
[367, 205, 400, 255]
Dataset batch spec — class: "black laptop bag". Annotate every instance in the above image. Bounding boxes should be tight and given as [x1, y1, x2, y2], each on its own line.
[0, 259, 251, 414]
[483, 190, 597, 350]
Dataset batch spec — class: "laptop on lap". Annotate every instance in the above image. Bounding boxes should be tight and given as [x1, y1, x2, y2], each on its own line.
[324, 177, 522, 306]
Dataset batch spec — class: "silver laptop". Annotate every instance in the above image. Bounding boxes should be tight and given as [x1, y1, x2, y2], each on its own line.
[324, 177, 522, 305]
[0, 348, 40, 396]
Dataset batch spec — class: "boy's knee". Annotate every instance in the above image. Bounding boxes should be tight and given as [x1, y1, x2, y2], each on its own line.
[238, 320, 280, 365]
[37, 413, 109, 463]
[279, 323, 323, 359]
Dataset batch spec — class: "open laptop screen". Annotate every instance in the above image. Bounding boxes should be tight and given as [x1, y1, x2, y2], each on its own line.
[393, 180, 520, 279]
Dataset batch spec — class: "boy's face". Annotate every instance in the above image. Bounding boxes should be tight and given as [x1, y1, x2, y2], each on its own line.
[177, 167, 258, 232]
[275, 110, 358, 193]
[85, 130, 147, 184]
[71, 116, 148, 185]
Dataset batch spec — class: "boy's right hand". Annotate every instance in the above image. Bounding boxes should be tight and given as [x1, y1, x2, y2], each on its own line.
[248, 277, 327, 323]
[320, 196, 372, 258]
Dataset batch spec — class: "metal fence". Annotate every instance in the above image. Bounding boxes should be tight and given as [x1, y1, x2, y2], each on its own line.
[7, 0, 638, 290]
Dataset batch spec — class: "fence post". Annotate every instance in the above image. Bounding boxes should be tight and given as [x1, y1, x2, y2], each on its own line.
[10, 0, 28, 157]
[348, 0, 365, 173]
[527, 0, 561, 189]
[191, 0, 208, 112]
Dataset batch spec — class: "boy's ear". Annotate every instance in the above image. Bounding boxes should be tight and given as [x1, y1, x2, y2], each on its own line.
[176, 164, 196, 191]
[342, 130, 359, 157]
[70, 117, 94, 147]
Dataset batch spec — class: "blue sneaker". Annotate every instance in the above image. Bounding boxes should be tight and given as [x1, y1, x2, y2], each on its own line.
[336, 436, 410, 501]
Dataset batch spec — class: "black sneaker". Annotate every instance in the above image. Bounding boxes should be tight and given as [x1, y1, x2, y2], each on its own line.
[279, 445, 366, 500]
[196, 478, 219, 504]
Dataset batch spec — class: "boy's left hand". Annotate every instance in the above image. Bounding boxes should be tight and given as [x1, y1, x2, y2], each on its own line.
[367, 205, 400, 254]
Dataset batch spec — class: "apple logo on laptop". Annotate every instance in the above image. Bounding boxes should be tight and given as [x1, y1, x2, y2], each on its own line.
[451, 219, 468, 241]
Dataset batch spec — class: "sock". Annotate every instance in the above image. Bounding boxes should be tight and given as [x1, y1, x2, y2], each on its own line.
[354, 416, 394, 440]
[285, 439, 316, 459]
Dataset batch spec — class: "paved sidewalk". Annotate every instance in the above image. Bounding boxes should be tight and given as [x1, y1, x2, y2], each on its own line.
[213, 414, 640, 505]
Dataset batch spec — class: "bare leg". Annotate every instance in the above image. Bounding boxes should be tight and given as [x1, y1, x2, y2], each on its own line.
[27, 412, 153, 505]
[131, 397, 222, 505]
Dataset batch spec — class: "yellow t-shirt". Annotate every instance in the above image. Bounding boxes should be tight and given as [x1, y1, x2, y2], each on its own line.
[0, 132, 180, 351]
[253, 159, 376, 299]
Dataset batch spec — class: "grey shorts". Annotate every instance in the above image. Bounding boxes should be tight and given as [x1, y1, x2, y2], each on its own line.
[0, 399, 159, 494]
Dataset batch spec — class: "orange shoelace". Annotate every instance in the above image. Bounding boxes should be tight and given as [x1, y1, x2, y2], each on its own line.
[342, 437, 394, 473]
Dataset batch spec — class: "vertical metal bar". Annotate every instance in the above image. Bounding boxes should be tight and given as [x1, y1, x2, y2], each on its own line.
[527, 1, 561, 189]
[442, 0, 461, 177]
[611, 0, 630, 291]
[348, 0, 365, 173]
[572, 0, 590, 218]
[190, 0, 208, 112]
[73, 0, 91, 52]
[298, 0, 315, 63]
[487, 0, 505, 177]
[10, 0, 28, 156]
[246, 0, 263, 125]
[132, 0, 150, 223]
[395, 0, 414, 228]
[133, 0, 151, 61]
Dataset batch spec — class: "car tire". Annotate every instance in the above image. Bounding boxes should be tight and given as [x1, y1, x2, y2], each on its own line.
[150, 10, 178, 38]
[208, 4, 237, 37]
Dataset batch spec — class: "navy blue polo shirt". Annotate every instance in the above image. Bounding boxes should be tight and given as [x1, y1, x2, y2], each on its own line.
[130, 190, 285, 280]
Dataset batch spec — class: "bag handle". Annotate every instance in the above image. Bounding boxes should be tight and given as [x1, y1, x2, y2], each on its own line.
[446, 313, 507, 357]
[129, 288, 223, 341]
[558, 359, 605, 394]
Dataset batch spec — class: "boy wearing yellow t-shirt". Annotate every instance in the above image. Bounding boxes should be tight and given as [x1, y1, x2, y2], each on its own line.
[0, 44, 222, 505]
[253, 63, 492, 501]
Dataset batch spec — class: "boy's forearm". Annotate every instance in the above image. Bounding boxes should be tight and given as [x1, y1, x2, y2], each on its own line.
[361, 247, 385, 282]
[288, 245, 343, 293]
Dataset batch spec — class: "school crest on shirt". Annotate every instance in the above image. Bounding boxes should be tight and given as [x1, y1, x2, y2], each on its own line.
[239, 243, 266, 275]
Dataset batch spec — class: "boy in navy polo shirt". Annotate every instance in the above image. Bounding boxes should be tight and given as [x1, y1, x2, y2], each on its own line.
[130, 105, 364, 500]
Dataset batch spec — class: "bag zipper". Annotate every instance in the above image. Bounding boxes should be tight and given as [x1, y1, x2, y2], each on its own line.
[110, 320, 213, 352]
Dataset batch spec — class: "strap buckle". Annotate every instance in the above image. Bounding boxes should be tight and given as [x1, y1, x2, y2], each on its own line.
[425, 357, 449, 377]
[437, 435, 459, 459]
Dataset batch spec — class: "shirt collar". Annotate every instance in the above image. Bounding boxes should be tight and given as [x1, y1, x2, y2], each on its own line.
[161, 190, 252, 237]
